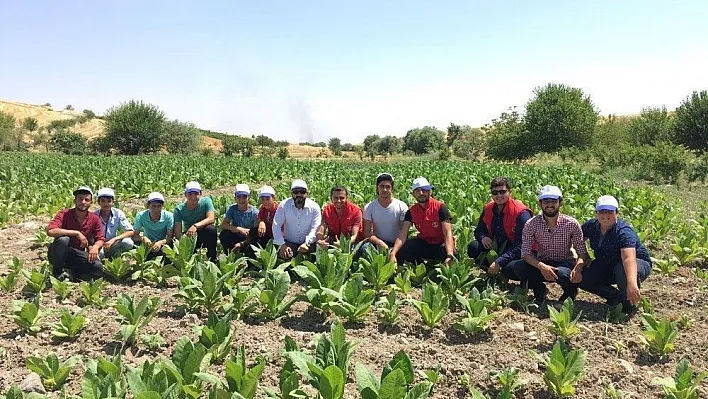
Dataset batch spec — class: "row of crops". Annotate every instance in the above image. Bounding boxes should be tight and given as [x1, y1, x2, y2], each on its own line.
[4, 235, 706, 399]
[1, 152, 707, 266]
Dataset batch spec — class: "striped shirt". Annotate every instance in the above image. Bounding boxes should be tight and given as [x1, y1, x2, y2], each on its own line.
[521, 214, 587, 262]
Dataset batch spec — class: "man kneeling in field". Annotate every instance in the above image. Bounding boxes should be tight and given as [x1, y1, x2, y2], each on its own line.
[316, 185, 363, 249]
[47, 186, 105, 281]
[132, 192, 174, 261]
[173, 181, 218, 262]
[389, 177, 456, 268]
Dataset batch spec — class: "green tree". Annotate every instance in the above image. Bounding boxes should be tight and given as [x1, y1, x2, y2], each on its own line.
[363, 134, 381, 159]
[254, 134, 275, 147]
[32, 129, 51, 151]
[484, 107, 535, 161]
[22, 117, 39, 133]
[593, 114, 631, 149]
[50, 129, 87, 155]
[446, 122, 463, 147]
[163, 119, 202, 154]
[377, 135, 402, 158]
[673, 90, 708, 152]
[65, 104, 74, 111]
[628, 106, 673, 145]
[353, 144, 365, 160]
[0, 111, 17, 150]
[328, 137, 342, 155]
[452, 126, 485, 160]
[82, 109, 96, 119]
[103, 100, 166, 154]
[277, 146, 289, 159]
[402, 126, 445, 155]
[525, 83, 598, 153]
[223, 135, 255, 157]
[341, 142, 355, 152]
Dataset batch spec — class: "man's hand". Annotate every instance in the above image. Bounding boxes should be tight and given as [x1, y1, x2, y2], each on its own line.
[232, 242, 243, 252]
[151, 241, 163, 252]
[185, 225, 198, 237]
[570, 266, 583, 283]
[444, 256, 452, 266]
[481, 236, 493, 249]
[297, 243, 309, 254]
[279, 245, 293, 259]
[377, 240, 389, 251]
[76, 232, 89, 248]
[488, 262, 500, 275]
[389, 253, 397, 265]
[317, 239, 329, 249]
[104, 238, 116, 250]
[257, 222, 266, 237]
[538, 262, 559, 282]
[142, 237, 153, 248]
[88, 246, 99, 262]
[626, 283, 641, 304]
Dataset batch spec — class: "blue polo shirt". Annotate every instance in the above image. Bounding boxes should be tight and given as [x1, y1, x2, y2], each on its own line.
[224, 204, 259, 228]
[134, 209, 174, 242]
[582, 218, 651, 268]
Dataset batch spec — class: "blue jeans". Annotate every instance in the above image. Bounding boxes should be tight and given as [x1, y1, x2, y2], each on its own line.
[99, 237, 135, 260]
[510, 259, 577, 300]
[359, 240, 394, 260]
[580, 258, 652, 310]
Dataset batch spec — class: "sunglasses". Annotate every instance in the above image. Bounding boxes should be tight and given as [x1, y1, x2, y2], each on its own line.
[291, 189, 306, 195]
[491, 189, 508, 195]
[236, 194, 248, 199]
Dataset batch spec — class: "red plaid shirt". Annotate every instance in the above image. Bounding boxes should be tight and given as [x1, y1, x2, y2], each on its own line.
[521, 214, 587, 262]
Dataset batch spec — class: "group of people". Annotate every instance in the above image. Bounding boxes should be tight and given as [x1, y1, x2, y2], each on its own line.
[46, 173, 651, 313]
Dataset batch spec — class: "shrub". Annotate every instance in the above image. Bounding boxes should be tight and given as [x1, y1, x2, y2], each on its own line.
[277, 146, 289, 159]
[51, 129, 87, 155]
[163, 119, 201, 154]
[674, 90, 708, 152]
[222, 135, 255, 157]
[484, 107, 534, 161]
[403, 126, 445, 155]
[628, 106, 674, 145]
[451, 126, 484, 160]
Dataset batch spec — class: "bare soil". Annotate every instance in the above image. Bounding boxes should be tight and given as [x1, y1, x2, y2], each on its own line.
[1, 220, 707, 398]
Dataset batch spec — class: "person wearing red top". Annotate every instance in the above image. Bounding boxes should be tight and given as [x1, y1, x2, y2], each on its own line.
[316, 186, 363, 249]
[389, 177, 456, 267]
[467, 177, 532, 279]
[250, 185, 279, 251]
[47, 186, 105, 281]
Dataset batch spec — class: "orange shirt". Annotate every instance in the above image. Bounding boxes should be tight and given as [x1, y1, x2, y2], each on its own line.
[321, 201, 363, 239]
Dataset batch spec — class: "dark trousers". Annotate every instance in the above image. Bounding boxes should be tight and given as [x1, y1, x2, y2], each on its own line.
[195, 225, 218, 262]
[397, 237, 455, 266]
[48, 236, 103, 280]
[467, 239, 517, 280]
[279, 240, 317, 259]
[510, 259, 576, 300]
[220, 227, 261, 258]
[146, 247, 166, 262]
[580, 258, 652, 310]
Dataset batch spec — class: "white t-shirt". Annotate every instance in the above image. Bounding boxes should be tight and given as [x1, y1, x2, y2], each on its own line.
[363, 198, 409, 243]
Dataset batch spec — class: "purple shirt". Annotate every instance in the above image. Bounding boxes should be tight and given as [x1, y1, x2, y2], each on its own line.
[521, 214, 587, 262]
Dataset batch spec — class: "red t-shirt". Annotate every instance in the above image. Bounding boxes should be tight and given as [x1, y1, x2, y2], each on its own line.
[258, 202, 279, 238]
[321, 201, 363, 239]
[47, 208, 105, 249]
[406, 198, 450, 245]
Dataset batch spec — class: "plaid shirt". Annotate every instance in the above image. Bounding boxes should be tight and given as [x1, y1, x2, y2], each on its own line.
[521, 214, 587, 262]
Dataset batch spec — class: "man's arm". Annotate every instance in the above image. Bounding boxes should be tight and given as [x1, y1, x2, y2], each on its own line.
[194, 210, 216, 229]
[441, 220, 455, 259]
[389, 220, 412, 259]
[304, 205, 322, 245]
[495, 210, 532, 268]
[272, 205, 286, 245]
[473, 209, 488, 241]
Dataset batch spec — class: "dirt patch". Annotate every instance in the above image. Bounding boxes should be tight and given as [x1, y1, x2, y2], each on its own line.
[0, 226, 706, 398]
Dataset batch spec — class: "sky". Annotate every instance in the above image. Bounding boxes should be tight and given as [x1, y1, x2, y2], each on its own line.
[2, 1, 707, 143]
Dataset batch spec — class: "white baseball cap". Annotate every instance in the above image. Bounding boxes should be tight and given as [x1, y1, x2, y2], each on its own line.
[147, 192, 165, 203]
[259, 185, 276, 197]
[411, 177, 433, 191]
[596, 195, 619, 211]
[234, 183, 250, 196]
[184, 181, 202, 194]
[538, 185, 563, 200]
[72, 186, 93, 196]
[97, 187, 115, 199]
[291, 179, 308, 190]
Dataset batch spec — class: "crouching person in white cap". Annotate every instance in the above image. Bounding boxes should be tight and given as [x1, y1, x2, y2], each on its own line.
[47, 186, 105, 281]
[510, 185, 588, 304]
[174, 181, 218, 262]
[578, 195, 652, 314]
[272, 179, 321, 260]
[219, 184, 259, 258]
[389, 177, 456, 268]
[95, 187, 135, 260]
[250, 185, 279, 250]
[132, 192, 174, 261]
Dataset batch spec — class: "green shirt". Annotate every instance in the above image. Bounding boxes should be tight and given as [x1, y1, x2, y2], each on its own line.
[174, 197, 215, 231]
[134, 209, 174, 243]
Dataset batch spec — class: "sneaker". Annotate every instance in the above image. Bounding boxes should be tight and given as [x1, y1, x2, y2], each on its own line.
[55, 271, 72, 282]
[532, 284, 547, 305]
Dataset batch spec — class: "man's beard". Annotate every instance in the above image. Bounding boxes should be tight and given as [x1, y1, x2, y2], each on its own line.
[542, 208, 559, 217]
[416, 196, 429, 204]
[294, 197, 306, 207]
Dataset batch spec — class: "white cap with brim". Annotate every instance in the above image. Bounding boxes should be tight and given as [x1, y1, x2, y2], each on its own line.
[411, 177, 433, 191]
[73, 186, 93, 196]
[184, 181, 201, 194]
[259, 185, 276, 197]
[235, 183, 250, 196]
[97, 187, 115, 199]
[147, 192, 165, 203]
[596, 195, 619, 211]
[538, 185, 563, 200]
[291, 179, 308, 190]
